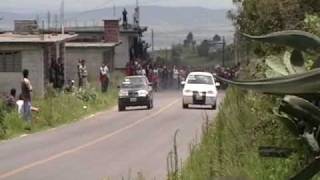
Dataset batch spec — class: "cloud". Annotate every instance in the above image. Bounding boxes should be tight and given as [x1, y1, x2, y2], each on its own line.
[0, 0, 233, 13]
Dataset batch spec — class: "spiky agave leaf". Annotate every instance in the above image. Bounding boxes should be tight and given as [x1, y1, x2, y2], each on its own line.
[265, 69, 283, 78]
[282, 96, 320, 127]
[213, 68, 320, 95]
[265, 55, 289, 76]
[243, 30, 320, 52]
[273, 109, 300, 136]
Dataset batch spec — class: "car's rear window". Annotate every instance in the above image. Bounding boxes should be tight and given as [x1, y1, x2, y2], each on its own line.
[187, 75, 213, 85]
[121, 77, 147, 88]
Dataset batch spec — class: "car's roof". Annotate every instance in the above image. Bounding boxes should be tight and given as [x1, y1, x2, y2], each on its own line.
[188, 72, 213, 76]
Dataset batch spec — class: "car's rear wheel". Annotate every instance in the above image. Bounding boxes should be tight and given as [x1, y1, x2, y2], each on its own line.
[211, 104, 217, 110]
[118, 104, 125, 111]
[147, 99, 153, 109]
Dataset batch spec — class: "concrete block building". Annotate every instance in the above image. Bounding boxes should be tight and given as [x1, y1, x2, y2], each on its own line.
[0, 33, 77, 96]
[65, 42, 120, 83]
[53, 21, 148, 70]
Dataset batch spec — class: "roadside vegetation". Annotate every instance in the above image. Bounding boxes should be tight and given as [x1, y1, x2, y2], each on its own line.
[154, 33, 235, 68]
[168, 1, 320, 180]
[0, 71, 123, 140]
[180, 87, 307, 180]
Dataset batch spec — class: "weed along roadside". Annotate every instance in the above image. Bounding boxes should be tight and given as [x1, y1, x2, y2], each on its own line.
[173, 30, 320, 180]
[0, 71, 124, 140]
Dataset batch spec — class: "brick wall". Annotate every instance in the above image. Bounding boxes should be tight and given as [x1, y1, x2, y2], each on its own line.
[104, 20, 120, 43]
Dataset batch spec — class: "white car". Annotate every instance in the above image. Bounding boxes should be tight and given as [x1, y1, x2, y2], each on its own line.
[182, 72, 219, 109]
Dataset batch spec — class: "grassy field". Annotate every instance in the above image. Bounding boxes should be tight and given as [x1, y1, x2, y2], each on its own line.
[175, 87, 310, 180]
[0, 71, 124, 140]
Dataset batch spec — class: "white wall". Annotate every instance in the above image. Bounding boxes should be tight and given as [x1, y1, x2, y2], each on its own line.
[0, 44, 44, 97]
[65, 47, 113, 84]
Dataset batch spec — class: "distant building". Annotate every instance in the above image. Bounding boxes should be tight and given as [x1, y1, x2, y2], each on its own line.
[0, 33, 77, 96]
[14, 20, 39, 35]
[45, 21, 148, 70]
[63, 20, 122, 84]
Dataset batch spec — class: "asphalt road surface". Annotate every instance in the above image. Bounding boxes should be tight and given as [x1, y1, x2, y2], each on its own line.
[0, 90, 224, 180]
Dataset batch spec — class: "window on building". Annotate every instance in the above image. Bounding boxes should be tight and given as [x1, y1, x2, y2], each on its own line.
[0, 51, 22, 72]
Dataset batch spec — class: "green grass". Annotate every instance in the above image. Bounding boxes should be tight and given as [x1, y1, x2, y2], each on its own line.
[0, 71, 124, 140]
[178, 87, 309, 180]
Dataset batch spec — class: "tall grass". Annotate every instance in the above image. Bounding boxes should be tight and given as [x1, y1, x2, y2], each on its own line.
[0, 71, 123, 140]
[178, 88, 309, 180]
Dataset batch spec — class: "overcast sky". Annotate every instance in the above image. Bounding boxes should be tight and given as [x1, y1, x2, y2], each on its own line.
[0, 0, 234, 13]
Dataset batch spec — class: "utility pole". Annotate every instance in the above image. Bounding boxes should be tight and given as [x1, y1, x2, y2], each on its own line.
[35, 14, 40, 25]
[222, 36, 226, 67]
[54, 14, 58, 32]
[151, 29, 154, 53]
[47, 11, 51, 30]
[60, 0, 65, 34]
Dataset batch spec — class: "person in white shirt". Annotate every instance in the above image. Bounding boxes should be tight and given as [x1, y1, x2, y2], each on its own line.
[100, 63, 110, 92]
[173, 66, 179, 89]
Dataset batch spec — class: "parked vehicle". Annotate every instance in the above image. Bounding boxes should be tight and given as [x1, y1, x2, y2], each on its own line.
[181, 72, 219, 109]
[118, 76, 154, 111]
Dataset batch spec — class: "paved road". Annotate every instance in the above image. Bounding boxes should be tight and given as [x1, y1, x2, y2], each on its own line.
[0, 90, 224, 180]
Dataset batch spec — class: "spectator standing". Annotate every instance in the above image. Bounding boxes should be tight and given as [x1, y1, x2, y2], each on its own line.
[122, 8, 128, 28]
[21, 69, 33, 122]
[78, 59, 88, 88]
[56, 57, 65, 89]
[77, 59, 81, 87]
[100, 63, 110, 92]
[173, 66, 179, 89]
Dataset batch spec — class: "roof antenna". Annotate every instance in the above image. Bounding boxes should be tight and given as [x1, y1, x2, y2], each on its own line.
[60, 0, 65, 34]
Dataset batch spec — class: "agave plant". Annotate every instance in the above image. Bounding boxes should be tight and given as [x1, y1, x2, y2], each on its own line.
[214, 30, 320, 157]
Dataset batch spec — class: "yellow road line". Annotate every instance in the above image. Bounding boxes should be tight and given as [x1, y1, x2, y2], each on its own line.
[0, 99, 180, 179]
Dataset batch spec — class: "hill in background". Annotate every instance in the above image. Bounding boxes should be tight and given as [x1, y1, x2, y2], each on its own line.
[0, 6, 234, 49]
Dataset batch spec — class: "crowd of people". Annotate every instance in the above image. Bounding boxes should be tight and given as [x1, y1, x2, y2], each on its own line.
[125, 59, 241, 90]
[2, 58, 112, 124]
[213, 63, 241, 80]
[125, 60, 190, 91]
[2, 56, 240, 124]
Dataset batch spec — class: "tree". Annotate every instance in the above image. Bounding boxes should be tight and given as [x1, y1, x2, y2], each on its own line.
[228, 0, 320, 55]
[230, 0, 320, 35]
[184, 32, 195, 48]
[186, 32, 194, 42]
[198, 40, 210, 57]
[171, 45, 182, 65]
[213, 34, 222, 42]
